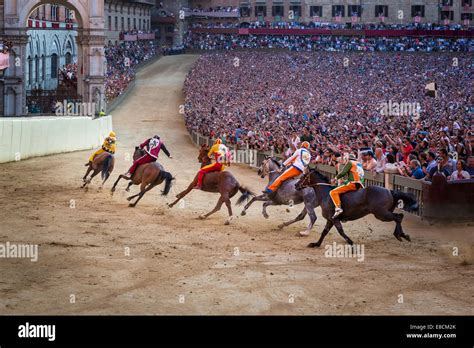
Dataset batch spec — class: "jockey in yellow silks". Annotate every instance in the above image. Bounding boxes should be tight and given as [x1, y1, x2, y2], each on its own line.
[329, 153, 365, 219]
[85, 131, 117, 166]
[264, 141, 311, 195]
[194, 138, 230, 189]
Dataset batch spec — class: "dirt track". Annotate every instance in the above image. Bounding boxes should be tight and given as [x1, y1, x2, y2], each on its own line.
[0, 55, 472, 315]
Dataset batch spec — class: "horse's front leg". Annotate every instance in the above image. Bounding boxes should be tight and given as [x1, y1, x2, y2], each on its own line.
[308, 220, 333, 248]
[278, 208, 306, 229]
[111, 174, 129, 195]
[199, 196, 225, 219]
[125, 181, 133, 192]
[262, 200, 277, 219]
[168, 181, 194, 208]
[298, 201, 318, 236]
[223, 197, 233, 225]
[82, 166, 92, 183]
[241, 194, 268, 216]
[82, 170, 99, 189]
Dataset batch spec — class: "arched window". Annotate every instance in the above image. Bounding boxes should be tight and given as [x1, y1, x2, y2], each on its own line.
[51, 54, 58, 78]
[65, 52, 72, 65]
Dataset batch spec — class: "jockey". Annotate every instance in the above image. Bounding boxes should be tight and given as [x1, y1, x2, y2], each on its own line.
[85, 131, 117, 166]
[194, 138, 229, 189]
[126, 135, 172, 177]
[264, 141, 311, 195]
[329, 153, 365, 219]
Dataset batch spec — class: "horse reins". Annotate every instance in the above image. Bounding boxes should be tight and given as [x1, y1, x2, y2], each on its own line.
[298, 174, 333, 189]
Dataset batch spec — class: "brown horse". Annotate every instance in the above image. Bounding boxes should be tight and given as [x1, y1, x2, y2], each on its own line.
[168, 143, 254, 225]
[82, 152, 115, 189]
[110, 147, 173, 207]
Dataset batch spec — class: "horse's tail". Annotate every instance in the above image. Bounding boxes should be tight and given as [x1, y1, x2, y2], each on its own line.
[160, 170, 174, 196]
[236, 185, 255, 206]
[101, 154, 113, 180]
[391, 190, 419, 212]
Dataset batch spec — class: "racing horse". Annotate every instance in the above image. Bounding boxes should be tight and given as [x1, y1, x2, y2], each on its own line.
[167, 143, 254, 225]
[82, 152, 115, 189]
[110, 147, 173, 207]
[240, 157, 319, 236]
[295, 167, 419, 247]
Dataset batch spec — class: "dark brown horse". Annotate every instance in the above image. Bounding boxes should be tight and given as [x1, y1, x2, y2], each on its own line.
[111, 147, 173, 207]
[82, 152, 115, 189]
[168, 143, 254, 225]
[295, 168, 419, 247]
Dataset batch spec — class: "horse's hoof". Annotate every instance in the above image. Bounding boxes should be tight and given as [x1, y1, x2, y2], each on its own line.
[298, 231, 310, 237]
[286, 208, 290, 213]
[263, 214, 269, 219]
[394, 234, 403, 242]
[277, 224, 284, 230]
[199, 215, 206, 220]
[128, 203, 135, 208]
[240, 211, 246, 216]
[307, 242, 320, 248]
[225, 216, 234, 225]
[126, 197, 133, 201]
[404, 234, 411, 242]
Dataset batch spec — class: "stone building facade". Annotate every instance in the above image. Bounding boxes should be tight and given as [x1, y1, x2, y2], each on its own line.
[187, 0, 473, 24]
[26, 4, 78, 91]
[104, 0, 155, 44]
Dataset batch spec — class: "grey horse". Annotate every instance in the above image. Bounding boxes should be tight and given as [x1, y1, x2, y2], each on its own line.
[240, 157, 319, 236]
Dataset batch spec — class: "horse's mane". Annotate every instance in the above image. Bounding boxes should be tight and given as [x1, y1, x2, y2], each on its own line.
[271, 158, 281, 168]
[310, 168, 330, 183]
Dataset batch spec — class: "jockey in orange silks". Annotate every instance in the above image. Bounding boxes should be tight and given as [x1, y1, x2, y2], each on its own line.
[264, 141, 311, 195]
[194, 138, 230, 189]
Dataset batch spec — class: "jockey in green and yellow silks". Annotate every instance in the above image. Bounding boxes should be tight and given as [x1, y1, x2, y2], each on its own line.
[329, 153, 365, 219]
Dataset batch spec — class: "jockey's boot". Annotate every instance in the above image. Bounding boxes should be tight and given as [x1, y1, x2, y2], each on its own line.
[262, 188, 276, 199]
[332, 207, 344, 219]
[85, 161, 91, 167]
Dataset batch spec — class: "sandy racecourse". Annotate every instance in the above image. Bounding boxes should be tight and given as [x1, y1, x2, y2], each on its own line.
[0, 55, 473, 315]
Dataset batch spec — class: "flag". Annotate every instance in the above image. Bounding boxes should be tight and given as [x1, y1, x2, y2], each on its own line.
[425, 82, 437, 98]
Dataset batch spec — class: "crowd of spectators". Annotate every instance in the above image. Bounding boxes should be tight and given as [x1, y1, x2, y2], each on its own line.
[60, 63, 77, 82]
[189, 21, 472, 30]
[183, 51, 473, 181]
[185, 33, 474, 52]
[184, 6, 239, 14]
[104, 40, 158, 101]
